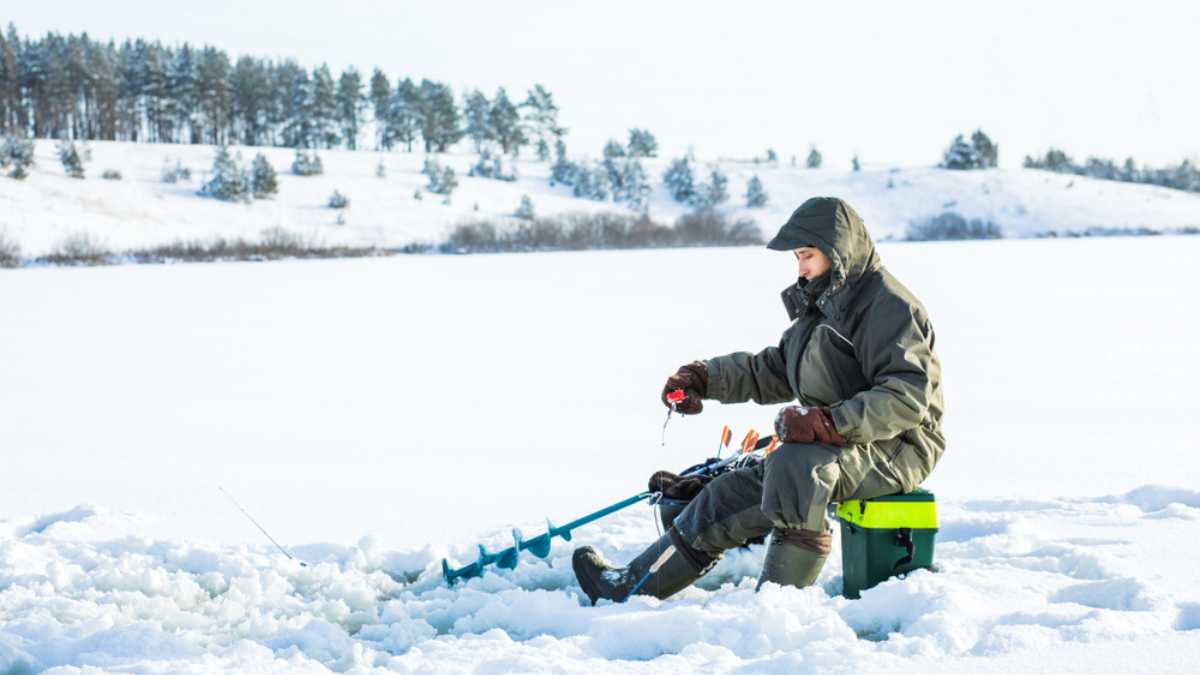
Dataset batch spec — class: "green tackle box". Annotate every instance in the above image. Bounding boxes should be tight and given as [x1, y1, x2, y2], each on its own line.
[834, 488, 938, 599]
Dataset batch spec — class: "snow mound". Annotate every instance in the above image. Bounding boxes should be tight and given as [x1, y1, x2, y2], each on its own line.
[2, 488, 1197, 673]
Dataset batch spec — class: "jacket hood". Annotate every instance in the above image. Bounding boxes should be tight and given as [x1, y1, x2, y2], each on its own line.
[770, 197, 881, 320]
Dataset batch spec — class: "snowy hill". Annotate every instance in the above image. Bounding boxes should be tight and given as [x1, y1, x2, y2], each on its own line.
[2, 140, 1199, 257]
[3, 236, 1200, 672]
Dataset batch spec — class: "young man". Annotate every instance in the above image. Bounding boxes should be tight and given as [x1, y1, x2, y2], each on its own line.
[574, 196, 945, 603]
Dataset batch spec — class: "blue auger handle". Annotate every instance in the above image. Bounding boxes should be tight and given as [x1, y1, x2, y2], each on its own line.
[442, 491, 653, 584]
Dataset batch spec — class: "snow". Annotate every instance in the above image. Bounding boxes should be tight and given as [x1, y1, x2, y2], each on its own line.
[2, 140, 1199, 257]
[3, 235, 1200, 672]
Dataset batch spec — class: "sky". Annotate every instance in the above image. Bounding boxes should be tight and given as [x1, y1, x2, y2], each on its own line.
[7, 1, 1199, 168]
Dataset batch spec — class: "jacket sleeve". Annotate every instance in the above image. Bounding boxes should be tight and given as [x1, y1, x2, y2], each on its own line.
[828, 301, 937, 445]
[703, 327, 796, 405]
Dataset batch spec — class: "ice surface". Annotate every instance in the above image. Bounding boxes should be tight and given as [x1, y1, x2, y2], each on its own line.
[2, 236, 1200, 671]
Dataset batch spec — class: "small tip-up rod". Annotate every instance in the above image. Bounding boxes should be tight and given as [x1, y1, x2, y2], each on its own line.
[218, 486, 307, 567]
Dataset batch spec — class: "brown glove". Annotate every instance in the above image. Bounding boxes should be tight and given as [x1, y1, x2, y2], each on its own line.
[648, 470, 712, 500]
[774, 405, 847, 446]
[661, 361, 708, 415]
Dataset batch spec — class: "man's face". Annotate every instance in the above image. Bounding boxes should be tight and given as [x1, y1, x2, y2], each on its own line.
[794, 246, 831, 281]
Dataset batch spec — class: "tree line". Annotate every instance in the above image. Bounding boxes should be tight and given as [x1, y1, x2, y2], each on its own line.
[0, 24, 563, 155]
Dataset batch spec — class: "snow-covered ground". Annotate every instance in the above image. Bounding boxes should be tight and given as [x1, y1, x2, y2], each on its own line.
[2, 140, 1199, 257]
[2, 236, 1199, 672]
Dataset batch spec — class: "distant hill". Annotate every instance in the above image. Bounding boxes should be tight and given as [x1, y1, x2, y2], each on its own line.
[2, 140, 1199, 257]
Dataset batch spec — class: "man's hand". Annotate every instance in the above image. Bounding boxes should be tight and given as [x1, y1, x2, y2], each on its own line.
[774, 405, 847, 446]
[661, 361, 708, 414]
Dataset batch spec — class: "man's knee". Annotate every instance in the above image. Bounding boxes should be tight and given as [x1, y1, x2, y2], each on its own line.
[761, 442, 840, 531]
[674, 466, 772, 555]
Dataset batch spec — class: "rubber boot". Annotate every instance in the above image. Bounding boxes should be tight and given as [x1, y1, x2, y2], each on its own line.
[573, 527, 716, 605]
[756, 527, 831, 590]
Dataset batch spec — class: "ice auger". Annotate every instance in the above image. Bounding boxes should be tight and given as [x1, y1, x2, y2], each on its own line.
[441, 425, 779, 584]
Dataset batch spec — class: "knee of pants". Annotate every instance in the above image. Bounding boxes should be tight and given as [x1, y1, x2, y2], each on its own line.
[761, 442, 840, 531]
[673, 467, 773, 555]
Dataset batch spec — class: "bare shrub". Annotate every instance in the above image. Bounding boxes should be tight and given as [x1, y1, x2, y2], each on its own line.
[907, 212, 1003, 241]
[443, 210, 760, 254]
[44, 232, 111, 265]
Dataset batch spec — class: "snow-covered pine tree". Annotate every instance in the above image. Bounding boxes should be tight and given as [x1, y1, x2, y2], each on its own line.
[416, 79, 461, 153]
[745, 175, 768, 207]
[1, 135, 34, 179]
[806, 145, 823, 169]
[469, 148, 517, 181]
[57, 140, 85, 178]
[336, 67, 365, 150]
[549, 139, 576, 187]
[618, 159, 651, 213]
[766, 148, 778, 163]
[488, 87, 525, 156]
[375, 158, 386, 178]
[310, 64, 340, 148]
[199, 145, 251, 202]
[663, 155, 696, 204]
[291, 149, 323, 176]
[520, 84, 564, 162]
[603, 139, 626, 159]
[515, 195, 535, 220]
[970, 130, 998, 168]
[626, 128, 658, 158]
[941, 134, 980, 170]
[462, 89, 493, 153]
[439, 166, 458, 197]
[388, 78, 420, 152]
[328, 189, 349, 208]
[250, 153, 277, 198]
[690, 166, 729, 208]
[852, 155, 861, 172]
[369, 68, 392, 150]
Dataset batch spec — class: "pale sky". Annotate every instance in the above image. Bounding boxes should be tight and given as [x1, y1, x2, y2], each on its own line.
[8, 1, 1199, 168]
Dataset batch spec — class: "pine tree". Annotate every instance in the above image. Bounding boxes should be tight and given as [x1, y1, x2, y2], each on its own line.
[387, 78, 419, 152]
[745, 175, 768, 207]
[368, 68, 391, 150]
[942, 134, 980, 170]
[970, 129, 998, 168]
[195, 46, 232, 145]
[199, 145, 250, 202]
[691, 166, 729, 208]
[250, 152, 277, 198]
[603, 138, 626, 159]
[335, 67, 365, 150]
[515, 194, 535, 220]
[627, 128, 658, 158]
[852, 155, 861, 172]
[488, 87, 524, 156]
[617, 159, 651, 213]
[416, 79, 460, 153]
[462, 89, 492, 152]
[290, 148, 323, 175]
[309, 64, 339, 148]
[806, 145, 823, 169]
[520, 84, 564, 162]
[57, 140, 85, 178]
[549, 139, 575, 186]
[2, 134, 34, 179]
[663, 155, 696, 204]
[328, 189, 349, 208]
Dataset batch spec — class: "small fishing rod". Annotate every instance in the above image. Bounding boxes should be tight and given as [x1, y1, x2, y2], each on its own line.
[218, 486, 307, 566]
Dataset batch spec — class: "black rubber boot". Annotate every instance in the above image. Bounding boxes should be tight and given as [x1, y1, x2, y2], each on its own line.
[756, 527, 831, 590]
[573, 527, 716, 605]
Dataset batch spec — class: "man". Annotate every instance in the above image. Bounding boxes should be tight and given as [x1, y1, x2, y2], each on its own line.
[574, 196, 945, 604]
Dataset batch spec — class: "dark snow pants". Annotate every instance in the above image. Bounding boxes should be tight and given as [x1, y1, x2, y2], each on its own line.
[674, 439, 924, 557]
